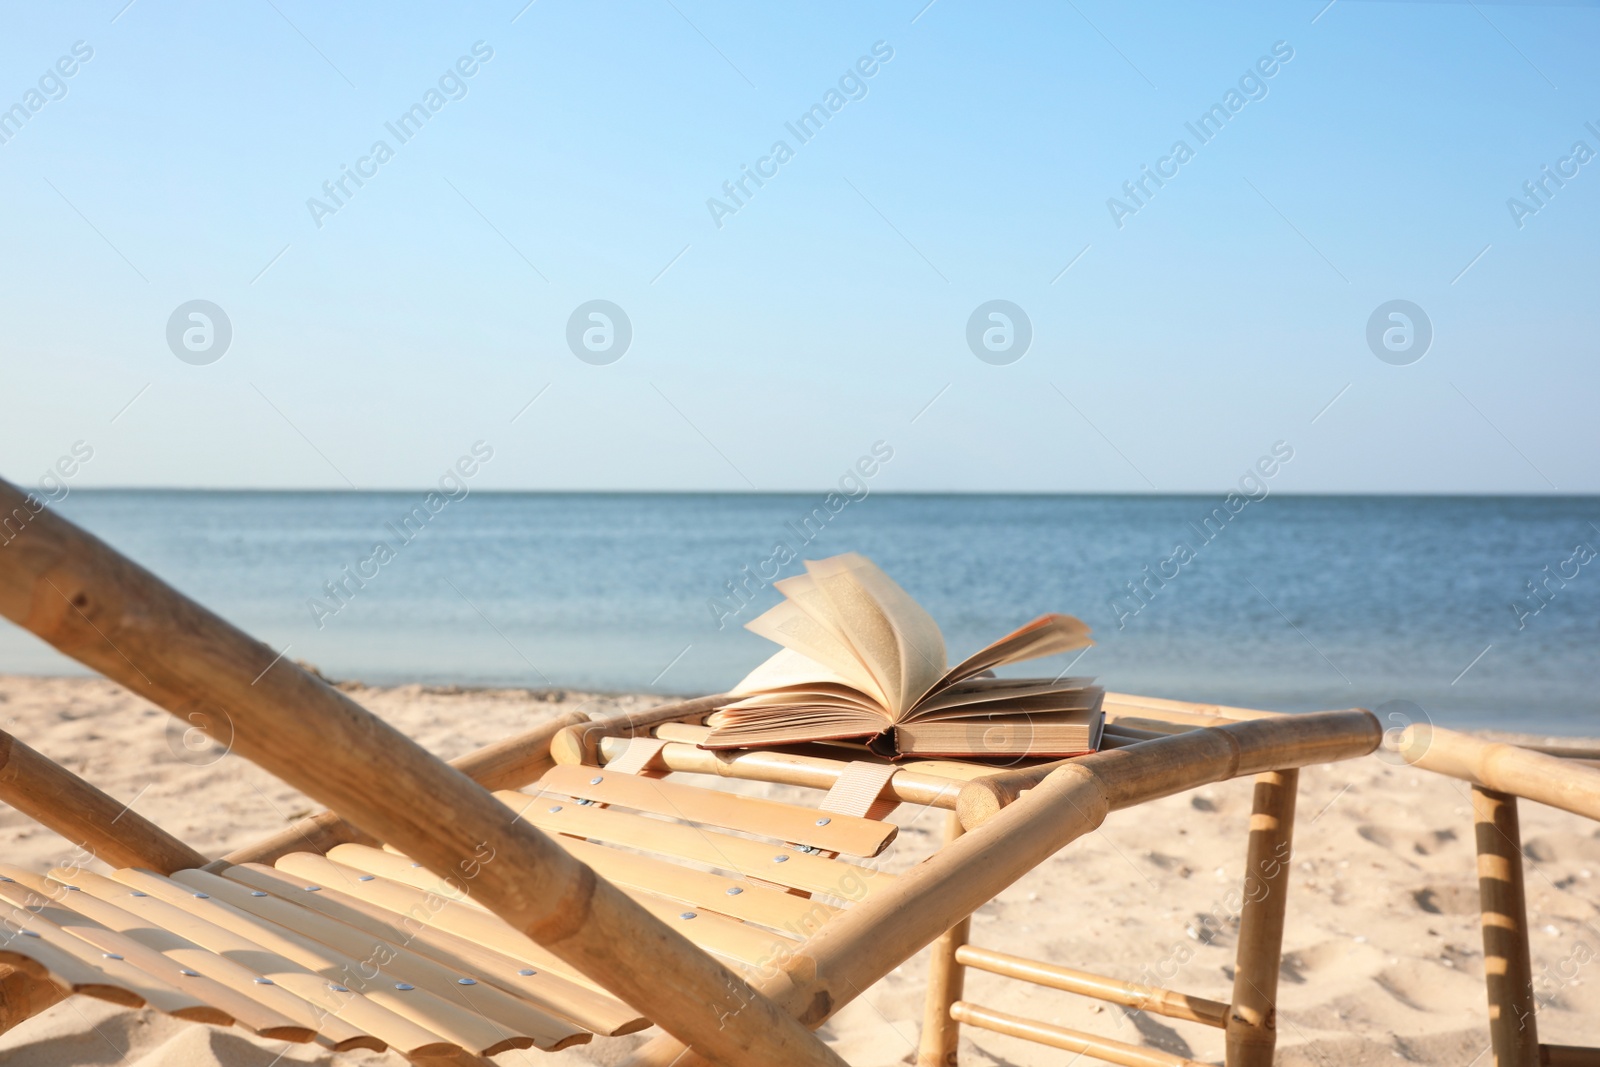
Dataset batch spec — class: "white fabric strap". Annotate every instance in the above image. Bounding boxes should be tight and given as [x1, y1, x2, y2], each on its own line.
[820, 761, 900, 820]
[604, 736, 670, 776]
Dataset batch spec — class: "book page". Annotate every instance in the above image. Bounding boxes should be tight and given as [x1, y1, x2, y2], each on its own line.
[730, 647, 860, 696]
[744, 598, 887, 705]
[807, 553, 946, 719]
[937, 614, 1092, 689]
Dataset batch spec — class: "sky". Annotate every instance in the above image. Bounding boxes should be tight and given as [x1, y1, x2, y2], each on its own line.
[1, 0, 1596, 495]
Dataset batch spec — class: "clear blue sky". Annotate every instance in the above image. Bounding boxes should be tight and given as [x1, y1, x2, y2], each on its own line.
[2, 0, 1595, 494]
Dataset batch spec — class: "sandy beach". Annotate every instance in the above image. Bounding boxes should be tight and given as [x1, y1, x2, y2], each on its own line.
[1, 673, 1597, 1066]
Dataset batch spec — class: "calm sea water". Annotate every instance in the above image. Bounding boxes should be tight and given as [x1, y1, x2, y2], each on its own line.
[5, 492, 1597, 735]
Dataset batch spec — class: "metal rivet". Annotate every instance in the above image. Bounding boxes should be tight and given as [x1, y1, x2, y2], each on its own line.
[19, 930, 38, 938]
[130, 891, 147, 897]
[330, 984, 350, 993]
[772, 855, 788, 864]
[680, 912, 697, 920]
[102, 952, 123, 960]
[815, 817, 831, 826]
[303, 886, 321, 892]
[63, 885, 80, 891]
[726, 887, 743, 896]
[250, 891, 268, 897]
[179, 968, 199, 977]
[590, 776, 603, 785]
[193, 892, 209, 899]
[254, 977, 274, 985]
[548, 805, 563, 813]
[410, 863, 422, 868]
[358, 875, 375, 882]
[394, 982, 414, 991]
[576, 798, 595, 806]
[457, 977, 477, 985]
[517, 968, 536, 976]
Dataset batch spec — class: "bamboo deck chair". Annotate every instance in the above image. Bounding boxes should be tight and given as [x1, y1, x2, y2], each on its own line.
[0, 475, 1382, 1066]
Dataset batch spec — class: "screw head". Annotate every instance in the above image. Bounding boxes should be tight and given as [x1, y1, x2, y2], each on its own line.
[394, 982, 414, 991]
[680, 911, 697, 920]
[772, 855, 788, 864]
[726, 886, 743, 895]
[815, 817, 831, 826]
[517, 968, 536, 976]
[458, 977, 477, 985]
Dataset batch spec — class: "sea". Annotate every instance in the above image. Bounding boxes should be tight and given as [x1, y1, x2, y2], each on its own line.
[4, 491, 1597, 736]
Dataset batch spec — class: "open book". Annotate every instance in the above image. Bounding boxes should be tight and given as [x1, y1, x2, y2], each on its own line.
[703, 553, 1104, 759]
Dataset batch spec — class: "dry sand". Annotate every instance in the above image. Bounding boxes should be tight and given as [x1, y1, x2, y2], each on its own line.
[1, 674, 1597, 1066]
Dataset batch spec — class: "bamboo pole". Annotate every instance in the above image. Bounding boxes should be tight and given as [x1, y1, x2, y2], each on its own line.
[953, 946, 1229, 1029]
[218, 710, 587, 868]
[914, 812, 968, 1067]
[1225, 769, 1298, 1067]
[1474, 786, 1539, 1067]
[959, 709, 1373, 830]
[949, 1001, 1208, 1067]
[623, 711, 1380, 1067]
[549, 695, 735, 766]
[1395, 725, 1600, 823]
[0, 477, 846, 1067]
[0, 729, 208, 873]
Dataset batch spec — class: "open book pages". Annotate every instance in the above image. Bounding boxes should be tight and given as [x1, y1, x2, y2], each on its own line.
[703, 552, 1104, 759]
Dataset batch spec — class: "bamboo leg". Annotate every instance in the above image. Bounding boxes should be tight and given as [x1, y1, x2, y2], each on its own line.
[1474, 786, 1539, 1067]
[915, 812, 968, 1067]
[0, 963, 64, 1036]
[1225, 768, 1298, 1067]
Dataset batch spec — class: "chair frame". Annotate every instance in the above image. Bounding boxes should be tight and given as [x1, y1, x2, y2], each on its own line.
[0, 475, 1388, 1065]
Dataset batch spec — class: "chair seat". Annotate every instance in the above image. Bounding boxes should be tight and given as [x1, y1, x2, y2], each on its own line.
[0, 756, 898, 1058]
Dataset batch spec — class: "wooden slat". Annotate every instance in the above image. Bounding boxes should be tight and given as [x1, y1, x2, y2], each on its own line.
[170, 868, 586, 1054]
[0, 892, 225, 1024]
[108, 868, 464, 1057]
[0, 901, 143, 1008]
[40, 866, 382, 1051]
[0, 868, 315, 1042]
[317, 847, 793, 969]
[557, 838, 837, 933]
[337, 839, 831, 935]
[271, 852, 622, 1000]
[57, 870, 387, 1049]
[220, 861, 645, 1038]
[536, 764, 897, 857]
[493, 790, 889, 902]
